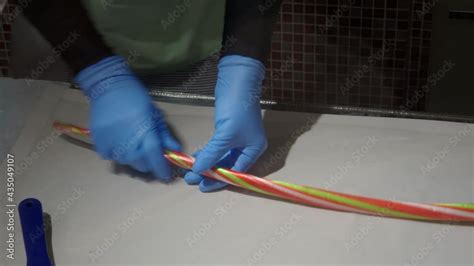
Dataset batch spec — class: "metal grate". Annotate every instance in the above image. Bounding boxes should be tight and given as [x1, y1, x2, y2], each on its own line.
[3, 0, 434, 114]
[267, 0, 433, 111]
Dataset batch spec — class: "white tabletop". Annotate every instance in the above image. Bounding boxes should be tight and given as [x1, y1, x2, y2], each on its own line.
[1, 79, 473, 265]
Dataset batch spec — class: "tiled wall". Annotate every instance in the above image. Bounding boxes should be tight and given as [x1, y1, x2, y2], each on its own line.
[0, 0, 13, 77]
[1, 0, 433, 111]
[266, 0, 433, 111]
[405, 0, 433, 111]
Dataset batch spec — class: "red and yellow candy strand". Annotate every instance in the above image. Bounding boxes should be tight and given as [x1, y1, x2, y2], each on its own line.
[52, 122, 474, 223]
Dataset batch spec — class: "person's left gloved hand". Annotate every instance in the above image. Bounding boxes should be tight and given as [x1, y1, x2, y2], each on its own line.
[184, 55, 268, 192]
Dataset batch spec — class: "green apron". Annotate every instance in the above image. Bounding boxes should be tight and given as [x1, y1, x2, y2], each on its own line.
[82, 0, 225, 73]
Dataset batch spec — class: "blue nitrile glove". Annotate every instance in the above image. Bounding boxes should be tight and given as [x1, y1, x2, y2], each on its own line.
[184, 55, 268, 192]
[75, 56, 181, 181]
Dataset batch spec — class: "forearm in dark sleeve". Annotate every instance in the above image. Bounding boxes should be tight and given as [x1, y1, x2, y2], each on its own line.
[23, 0, 113, 74]
[221, 0, 282, 63]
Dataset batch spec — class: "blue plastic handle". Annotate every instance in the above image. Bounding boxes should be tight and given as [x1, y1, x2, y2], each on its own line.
[18, 198, 53, 266]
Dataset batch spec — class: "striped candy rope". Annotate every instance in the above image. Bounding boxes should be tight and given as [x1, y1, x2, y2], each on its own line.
[52, 122, 474, 223]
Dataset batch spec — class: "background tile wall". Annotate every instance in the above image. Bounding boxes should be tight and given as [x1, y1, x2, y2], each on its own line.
[265, 0, 433, 111]
[1, 0, 434, 111]
[0, 0, 13, 77]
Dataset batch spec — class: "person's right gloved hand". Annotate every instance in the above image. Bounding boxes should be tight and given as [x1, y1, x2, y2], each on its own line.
[74, 55, 181, 181]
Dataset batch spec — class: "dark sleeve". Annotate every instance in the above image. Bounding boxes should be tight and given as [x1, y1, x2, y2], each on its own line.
[23, 0, 114, 74]
[221, 0, 282, 63]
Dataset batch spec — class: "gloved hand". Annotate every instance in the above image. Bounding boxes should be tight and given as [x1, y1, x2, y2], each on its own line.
[75, 55, 181, 181]
[184, 55, 268, 192]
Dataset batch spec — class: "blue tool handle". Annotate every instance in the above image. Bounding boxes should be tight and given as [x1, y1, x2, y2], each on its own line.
[18, 198, 53, 266]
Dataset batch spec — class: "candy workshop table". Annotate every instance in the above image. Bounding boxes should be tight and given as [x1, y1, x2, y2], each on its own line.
[1, 78, 473, 265]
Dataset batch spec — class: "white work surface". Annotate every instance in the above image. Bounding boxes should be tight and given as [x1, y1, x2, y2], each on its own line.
[1, 79, 473, 265]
